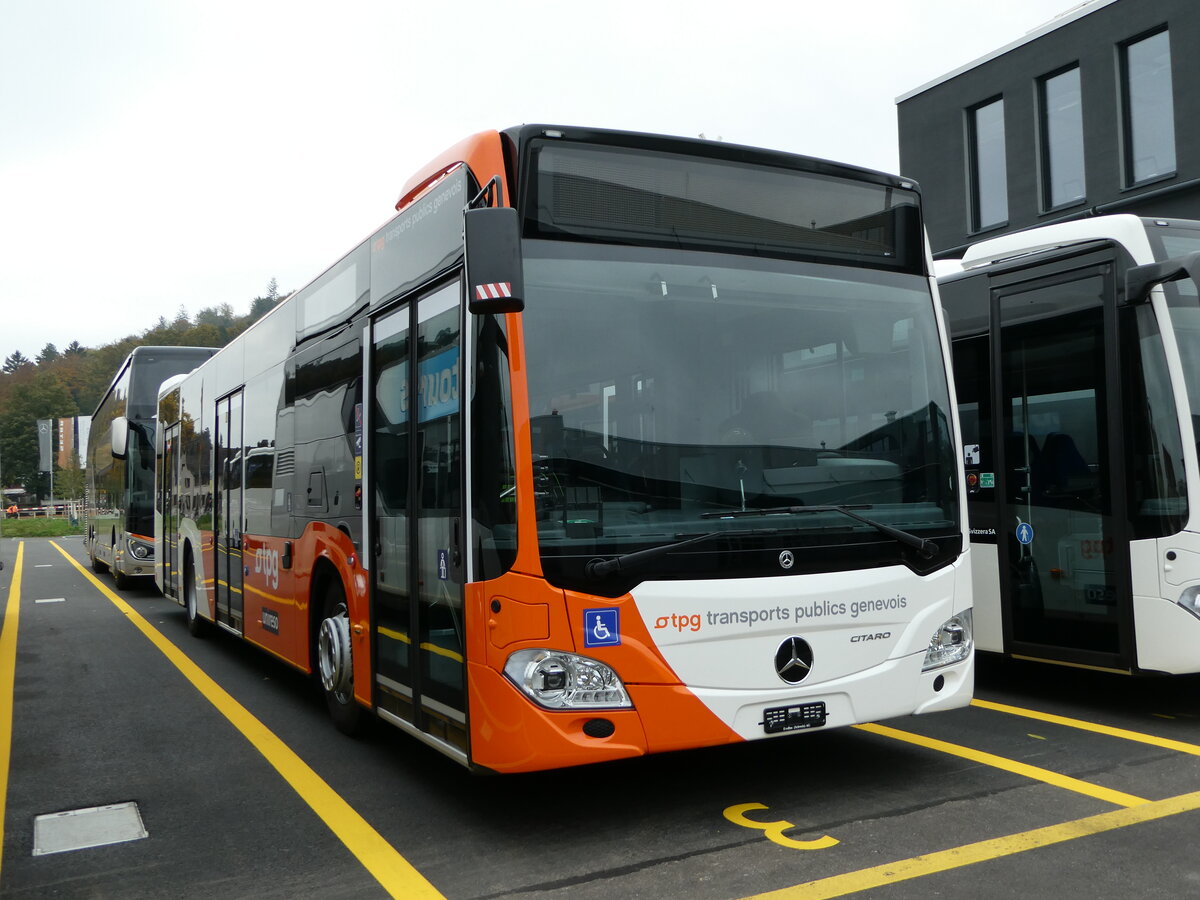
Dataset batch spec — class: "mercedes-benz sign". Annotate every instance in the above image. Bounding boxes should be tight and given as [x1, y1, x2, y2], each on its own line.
[774, 636, 814, 684]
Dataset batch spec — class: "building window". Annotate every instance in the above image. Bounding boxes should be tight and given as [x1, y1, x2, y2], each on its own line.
[1039, 66, 1085, 210]
[1121, 28, 1176, 186]
[969, 98, 1008, 231]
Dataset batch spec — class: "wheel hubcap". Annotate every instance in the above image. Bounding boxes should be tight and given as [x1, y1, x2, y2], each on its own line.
[318, 609, 353, 697]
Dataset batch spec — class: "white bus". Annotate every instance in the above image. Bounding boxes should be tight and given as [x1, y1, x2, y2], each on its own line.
[941, 214, 1200, 674]
[156, 125, 974, 773]
[86, 346, 217, 588]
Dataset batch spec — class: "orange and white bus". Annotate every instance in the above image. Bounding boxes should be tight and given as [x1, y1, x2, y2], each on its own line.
[155, 125, 974, 773]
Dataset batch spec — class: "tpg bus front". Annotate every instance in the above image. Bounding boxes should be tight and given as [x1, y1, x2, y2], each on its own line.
[157, 125, 974, 773]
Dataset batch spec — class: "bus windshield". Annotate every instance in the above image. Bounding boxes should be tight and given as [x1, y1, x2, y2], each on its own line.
[1147, 223, 1200, 460]
[521, 240, 959, 583]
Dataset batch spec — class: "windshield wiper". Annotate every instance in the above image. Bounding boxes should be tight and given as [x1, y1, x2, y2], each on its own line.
[699, 505, 939, 559]
[585, 528, 771, 578]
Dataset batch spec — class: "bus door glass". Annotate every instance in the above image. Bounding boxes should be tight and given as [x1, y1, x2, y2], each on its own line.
[215, 390, 245, 632]
[162, 420, 181, 597]
[371, 279, 466, 751]
[994, 264, 1129, 661]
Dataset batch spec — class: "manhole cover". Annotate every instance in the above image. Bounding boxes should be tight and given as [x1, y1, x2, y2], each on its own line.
[33, 802, 148, 856]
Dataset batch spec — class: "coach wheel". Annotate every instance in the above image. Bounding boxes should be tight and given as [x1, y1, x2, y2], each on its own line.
[184, 557, 208, 638]
[318, 579, 365, 735]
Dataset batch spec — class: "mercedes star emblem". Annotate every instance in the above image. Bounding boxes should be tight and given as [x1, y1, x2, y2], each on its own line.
[774, 636, 814, 684]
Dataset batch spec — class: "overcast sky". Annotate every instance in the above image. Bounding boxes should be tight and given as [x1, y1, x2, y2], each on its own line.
[1, 0, 1072, 360]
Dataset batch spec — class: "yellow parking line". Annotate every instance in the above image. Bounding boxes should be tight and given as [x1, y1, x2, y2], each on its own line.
[745, 788, 1200, 899]
[49, 541, 442, 900]
[854, 722, 1147, 808]
[972, 698, 1200, 756]
[0, 543, 24, 882]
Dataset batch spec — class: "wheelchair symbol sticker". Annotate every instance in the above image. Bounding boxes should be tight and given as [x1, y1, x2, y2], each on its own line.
[584, 608, 620, 648]
[1016, 522, 1035, 545]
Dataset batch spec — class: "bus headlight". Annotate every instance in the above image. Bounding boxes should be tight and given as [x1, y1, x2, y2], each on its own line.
[1177, 586, 1200, 620]
[504, 649, 632, 710]
[923, 610, 973, 671]
[128, 538, 153, 560]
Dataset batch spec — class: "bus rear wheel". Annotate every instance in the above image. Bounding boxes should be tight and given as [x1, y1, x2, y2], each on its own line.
[317, 579, 366, 736]
[184, 558, 208, 638]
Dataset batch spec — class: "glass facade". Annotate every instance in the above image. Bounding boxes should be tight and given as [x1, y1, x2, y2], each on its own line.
[970, 99, 1008, 231]
[1040, 67, 1085, 209]
[1122, 29, 1176, 185]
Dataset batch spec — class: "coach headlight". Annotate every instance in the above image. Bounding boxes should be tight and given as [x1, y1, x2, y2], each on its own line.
[922, 610, 973, 671]
[1177, 586, 1200, 620]
[128, 537, 153, 560]
[504, 649, 632, 710]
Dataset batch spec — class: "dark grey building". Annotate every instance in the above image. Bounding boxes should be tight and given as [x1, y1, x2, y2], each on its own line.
[897, 0, 1200, 257]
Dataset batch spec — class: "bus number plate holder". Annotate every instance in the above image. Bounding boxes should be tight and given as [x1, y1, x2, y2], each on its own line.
[762, 701, 826, 733]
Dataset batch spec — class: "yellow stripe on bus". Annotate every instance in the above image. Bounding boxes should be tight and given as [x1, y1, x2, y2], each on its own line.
[0, 542, 24, 883]
[971, 698, 1200, 756]
[745, 789, 1200, 900]
[854, 722, 1148, 808]
[243, 584, 300, 607]
[49, 541, 442, 900]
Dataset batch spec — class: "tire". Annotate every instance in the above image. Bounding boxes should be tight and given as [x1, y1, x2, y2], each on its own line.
[184, 557, 209, 638]
[90, 554, 109, 574]
[113, 567, 131, 590]
[317, 577, 366, 736]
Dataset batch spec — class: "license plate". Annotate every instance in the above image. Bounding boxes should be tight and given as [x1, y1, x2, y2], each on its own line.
[762, 701, 827, 734]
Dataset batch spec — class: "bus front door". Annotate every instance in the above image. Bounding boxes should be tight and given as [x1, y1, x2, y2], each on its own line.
[370, 279, 467, 759]
[993, 260, 1133, 669]
[161, 421, 181, 598]
[214, 390, 245, 633]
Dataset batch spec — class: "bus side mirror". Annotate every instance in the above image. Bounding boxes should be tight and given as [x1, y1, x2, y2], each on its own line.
[111, 416, 129, 460]
[465, 207, 524, 315]
[1125, 251, 1200, 305]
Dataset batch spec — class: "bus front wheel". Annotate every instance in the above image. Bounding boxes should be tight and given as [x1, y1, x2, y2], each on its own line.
[317, 579, 365, 736]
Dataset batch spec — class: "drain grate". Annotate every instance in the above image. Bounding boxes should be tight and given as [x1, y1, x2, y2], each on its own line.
[33, 802, 148, 856]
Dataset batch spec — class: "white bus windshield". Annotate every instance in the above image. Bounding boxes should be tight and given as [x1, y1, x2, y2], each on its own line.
[521, 241, 959, 584]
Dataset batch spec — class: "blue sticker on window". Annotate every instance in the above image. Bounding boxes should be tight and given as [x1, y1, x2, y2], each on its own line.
[583, 608, 620, 648]
[1016, 522, 1035, 545]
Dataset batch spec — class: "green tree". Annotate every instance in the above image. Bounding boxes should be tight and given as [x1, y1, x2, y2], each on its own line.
[0, 369, 74, 500]
[37, 343, 60, 365]
[3, 351, 31, 374]
[56, 450, 85, 500]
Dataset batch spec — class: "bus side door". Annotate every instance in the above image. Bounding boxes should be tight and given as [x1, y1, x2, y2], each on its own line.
[215, 389, 246, 633]
[369, 277, 468, 758]
[990, 254, 1134, 668]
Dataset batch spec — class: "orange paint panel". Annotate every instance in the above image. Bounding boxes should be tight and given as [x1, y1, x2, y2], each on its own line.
[467, 573, 571, 674]
[396, 131, 509, 211]
[628, 684, 743, 754]
[486, 597, 550, 650]
[241, 534, 307, 669]
[467, 663, 647, 773]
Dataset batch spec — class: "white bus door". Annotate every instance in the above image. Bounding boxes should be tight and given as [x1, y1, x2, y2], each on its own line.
[215, 390, 245, 633]
[992, 260, 1134, 668]
[161, 420, 182, 598]
[370, 279, 467, 758]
